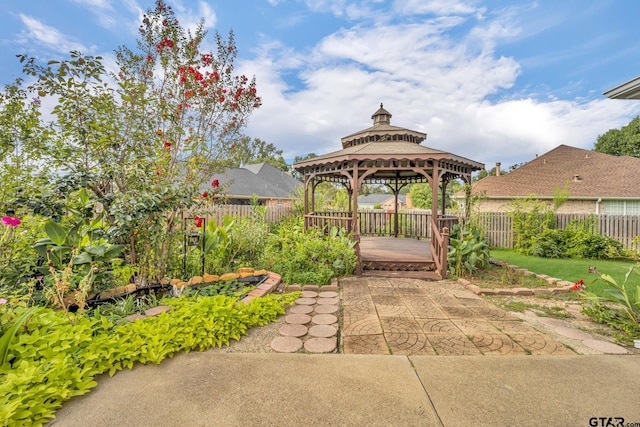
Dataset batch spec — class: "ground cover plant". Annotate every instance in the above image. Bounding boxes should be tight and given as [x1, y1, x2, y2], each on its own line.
[0, 292, 299, 425]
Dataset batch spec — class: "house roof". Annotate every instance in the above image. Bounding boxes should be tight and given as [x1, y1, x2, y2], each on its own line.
[604, 75, 640, 99]
[358, 194, 406, 205]
[469, 145, 640, 199]
[212, 162, 301, 199]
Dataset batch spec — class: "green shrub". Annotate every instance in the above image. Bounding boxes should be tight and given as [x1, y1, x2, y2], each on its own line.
[205, 211, 270, 274]
[530, 228, 564, 258]
[263, 216, 356, 285]
[514, 217, 622, 259]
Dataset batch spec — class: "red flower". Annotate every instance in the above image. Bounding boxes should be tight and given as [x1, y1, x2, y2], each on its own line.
[211, 179, 219, 188]
[164, 141, 172, 148]
[146, 55, 152, 62]
[202, 191, 209, 198]
[570, 279, 585, 291]
[156, 38, 174, 52]
[194, 216, 203, 228]
[219, 96, 225, 103]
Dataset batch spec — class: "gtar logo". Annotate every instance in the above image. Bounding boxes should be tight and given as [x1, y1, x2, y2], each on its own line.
[589, 417, 624, 427]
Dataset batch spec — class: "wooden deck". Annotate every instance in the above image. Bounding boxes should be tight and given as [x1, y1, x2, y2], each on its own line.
[359, 237, 440, 279]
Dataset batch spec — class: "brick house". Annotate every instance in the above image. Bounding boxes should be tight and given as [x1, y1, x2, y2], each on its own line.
[456, 144, 640, 215]
[212, 162, 301, 207]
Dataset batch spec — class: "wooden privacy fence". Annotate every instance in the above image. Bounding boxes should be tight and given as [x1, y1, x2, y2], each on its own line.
[196, 207, 640, 251]
[201, 205, 294, 225]
[475, 212, 640, 251]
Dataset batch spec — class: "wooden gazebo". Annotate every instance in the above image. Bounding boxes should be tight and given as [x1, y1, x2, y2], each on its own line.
[293, 104, 484, 278]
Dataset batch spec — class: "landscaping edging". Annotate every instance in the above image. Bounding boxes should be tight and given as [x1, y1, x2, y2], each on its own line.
[457, 260, 575, 296]
[123, 273, 341, 322]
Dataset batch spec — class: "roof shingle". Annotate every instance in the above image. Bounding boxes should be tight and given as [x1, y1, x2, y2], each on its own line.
[472, 145, 640, 199]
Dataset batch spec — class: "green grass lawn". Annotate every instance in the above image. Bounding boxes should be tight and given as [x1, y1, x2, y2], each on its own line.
[489, 249, 638, 294]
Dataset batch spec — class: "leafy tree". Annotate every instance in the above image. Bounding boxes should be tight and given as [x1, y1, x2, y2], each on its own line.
[408, 183, 432, 209]
[594, 116, 640, 157]
[408, 182, 458, 210]
[224, 136, 287, 171]
[0, 81, 51, 211]
[15, 0, 261, 280]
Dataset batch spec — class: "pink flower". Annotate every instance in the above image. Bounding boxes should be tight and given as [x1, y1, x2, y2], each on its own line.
[211, 179, 219, 188]
[0, 298, 7, 305]
[2, 216, 21, 227]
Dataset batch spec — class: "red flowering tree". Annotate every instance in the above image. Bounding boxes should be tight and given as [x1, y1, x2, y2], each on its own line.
[18, 0, 261, 280]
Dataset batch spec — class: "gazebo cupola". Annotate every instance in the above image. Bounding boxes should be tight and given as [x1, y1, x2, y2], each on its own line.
[372, 103, 391, 126]
[341, 103, 427, 148]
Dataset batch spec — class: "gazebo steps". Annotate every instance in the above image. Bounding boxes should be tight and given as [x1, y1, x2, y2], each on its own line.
[362, 260, 436, 272]
[361, 268, 441, 281]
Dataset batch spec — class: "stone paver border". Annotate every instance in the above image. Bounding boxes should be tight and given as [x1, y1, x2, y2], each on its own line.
[457, 260, 575, 296]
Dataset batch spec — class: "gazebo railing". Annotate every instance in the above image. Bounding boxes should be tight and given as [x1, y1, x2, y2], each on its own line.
[310, 210, 458, 239]
[308, 210, 455, 278]
[430, 218, 450, 278]
[304, 212, 354, 235]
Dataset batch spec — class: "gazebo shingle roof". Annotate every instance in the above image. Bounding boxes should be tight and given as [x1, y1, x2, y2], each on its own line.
[472, 144, 640, 199]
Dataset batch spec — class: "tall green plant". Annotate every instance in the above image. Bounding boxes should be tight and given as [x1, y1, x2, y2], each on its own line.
[585, 267, 640, 325]
[447, 224, 490, 277]
[508, 197, 556, 255]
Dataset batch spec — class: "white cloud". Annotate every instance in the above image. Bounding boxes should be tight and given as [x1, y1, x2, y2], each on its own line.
[241, 5, 640, 168]
[67, 0, 116, 28]
[393, 0, 480, 16]
[169, 0, 217, 34]
[17, 14, 88, 54]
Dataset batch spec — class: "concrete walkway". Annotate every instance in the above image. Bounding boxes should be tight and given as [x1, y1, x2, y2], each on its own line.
[51, 353, 640, 426]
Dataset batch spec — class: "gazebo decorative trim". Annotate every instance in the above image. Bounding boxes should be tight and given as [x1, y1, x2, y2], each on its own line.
[294, 104, 484, 278]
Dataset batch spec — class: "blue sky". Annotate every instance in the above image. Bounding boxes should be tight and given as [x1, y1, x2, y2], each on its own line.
[2, 0, 640, 170]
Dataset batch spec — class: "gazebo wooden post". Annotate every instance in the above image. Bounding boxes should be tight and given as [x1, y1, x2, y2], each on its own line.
[303, 175, 310, 214]
[352, 165, 362, 275]
[431, 163, 439, 226]
[393, 179, 399, 238]
[440, 178, 447, 218]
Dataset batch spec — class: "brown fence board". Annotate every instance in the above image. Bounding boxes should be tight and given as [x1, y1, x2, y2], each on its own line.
[477, 212, 640, 250]
[202, 205, 294, 225]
